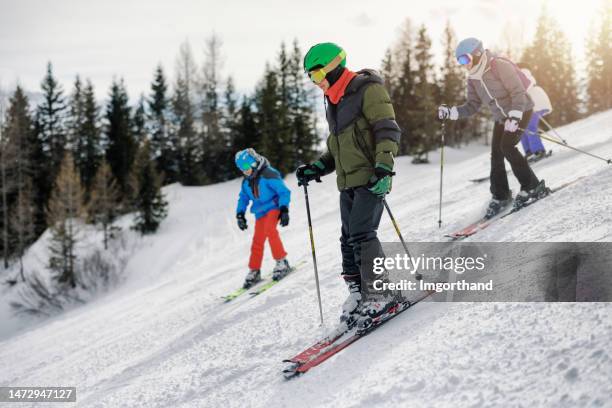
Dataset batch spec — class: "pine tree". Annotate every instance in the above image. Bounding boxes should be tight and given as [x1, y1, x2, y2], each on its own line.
[223, 76, 242, 174]
[105, 78, 136, 201]
[0, 96, 11, 269]
[412, 25, 438, 159]
[439, 21, 468, 146]
[522, 7, 581, 125]
[553, 35, 580, 124]
[131, 140, 168, 234]
[173, 41, 203, 185]
[132, 95, 147, 146]
[388, 19, 417, 155]
[66, 76, 85, 151]
[236, 96, 259, 153]
[3, 87, 36, 278]
[36, 63, 67, 176]
[34, 62, 67, 233]
[287, 40, 319, 168]
[224, 76, 238, 136]
[148, 64, 178, 183]
[88, 161, 120, 250]
[586, 0, 612, 114]
[200, 34, 227, 182]
[75, 80, 102, 198]
[256, 62, 292, 175]
[11, 178, 36, 280]
[47, 154, 85, 289]
[380, 48, 398, 97]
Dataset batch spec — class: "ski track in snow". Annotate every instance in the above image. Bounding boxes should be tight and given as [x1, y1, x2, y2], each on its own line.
[1, 111, 612, 407]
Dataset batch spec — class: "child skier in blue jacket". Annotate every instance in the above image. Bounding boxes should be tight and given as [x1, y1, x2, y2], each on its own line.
[235, 148, 291, 288]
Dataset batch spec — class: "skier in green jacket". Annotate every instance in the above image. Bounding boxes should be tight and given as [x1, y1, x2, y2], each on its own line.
[296, 42, 401, 330]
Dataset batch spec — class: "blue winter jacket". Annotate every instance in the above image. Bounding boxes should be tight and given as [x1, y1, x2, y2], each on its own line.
[236, 163, 291, 220]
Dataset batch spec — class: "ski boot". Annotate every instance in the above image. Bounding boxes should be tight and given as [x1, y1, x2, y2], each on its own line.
[243, 269, 261, 289]
[356, 297, 399, 334]
[485, 194, 512, 219]
[272, 258, 291, 281]
[513, 180, 551, 210]
[532, 150, 548, 162]
[337, 280, 362, 333]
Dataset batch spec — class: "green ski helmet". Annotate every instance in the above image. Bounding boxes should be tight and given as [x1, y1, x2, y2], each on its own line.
[303, 42, 346, 83]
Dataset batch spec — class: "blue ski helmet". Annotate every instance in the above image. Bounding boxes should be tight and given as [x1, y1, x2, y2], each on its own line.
[455, 37, 484, 61]
[235, 148, 260, 172]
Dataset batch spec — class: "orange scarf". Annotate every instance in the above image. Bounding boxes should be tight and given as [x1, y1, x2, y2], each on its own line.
[325, 69, 357, 104]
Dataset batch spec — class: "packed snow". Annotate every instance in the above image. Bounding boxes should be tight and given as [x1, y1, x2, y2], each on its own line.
[1, 110, 612, 407]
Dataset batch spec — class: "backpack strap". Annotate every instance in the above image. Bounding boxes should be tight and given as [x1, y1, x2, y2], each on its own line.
[489, 56, 532, 90]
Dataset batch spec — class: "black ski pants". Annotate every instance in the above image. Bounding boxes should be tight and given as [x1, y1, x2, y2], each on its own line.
[490, 110, 540, 199]
[339, 186, 384, 285]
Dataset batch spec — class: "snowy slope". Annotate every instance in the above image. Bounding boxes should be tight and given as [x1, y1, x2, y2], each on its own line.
[1, 111, 612, 408]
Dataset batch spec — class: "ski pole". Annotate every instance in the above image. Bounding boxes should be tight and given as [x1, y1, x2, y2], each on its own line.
[303, 183, 324, 325]
[382, 198, 422, 281]
[520, 127, 611, 164]
[438, 120, 446, 228]
[539, 116, 568, 145]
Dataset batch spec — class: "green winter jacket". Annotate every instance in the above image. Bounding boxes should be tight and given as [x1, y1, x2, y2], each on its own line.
[318, 70, 401, 191]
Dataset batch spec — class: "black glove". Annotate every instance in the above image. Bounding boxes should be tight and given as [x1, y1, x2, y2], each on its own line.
[279, 206, 289, 227]
[296, 160, 325, 186]
[236, 212, 247, 230]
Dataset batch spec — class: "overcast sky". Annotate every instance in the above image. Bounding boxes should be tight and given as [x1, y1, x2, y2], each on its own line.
[0, 0, 604, 101]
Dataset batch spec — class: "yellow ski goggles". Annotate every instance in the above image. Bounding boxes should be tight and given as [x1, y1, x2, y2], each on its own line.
[307, 50, 346, 84]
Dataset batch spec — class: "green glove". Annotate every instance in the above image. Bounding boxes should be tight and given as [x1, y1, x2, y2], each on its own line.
[368, 163, 394, 197]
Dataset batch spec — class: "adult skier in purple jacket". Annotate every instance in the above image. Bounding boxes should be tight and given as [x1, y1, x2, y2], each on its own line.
[438, 38, 550, 218]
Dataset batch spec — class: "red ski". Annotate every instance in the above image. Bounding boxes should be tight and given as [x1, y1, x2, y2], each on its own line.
[444, 217, 491, 240]
[446, 177, 585, 240]
[282, 332, 345, 367]
[283, 290, 437, 379]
